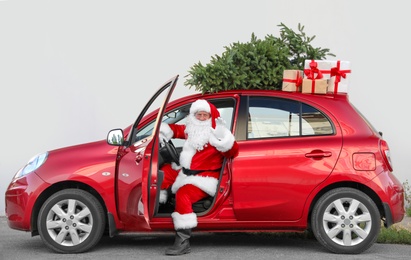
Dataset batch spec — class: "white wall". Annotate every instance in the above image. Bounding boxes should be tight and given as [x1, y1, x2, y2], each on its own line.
[1, 0, 410, 215]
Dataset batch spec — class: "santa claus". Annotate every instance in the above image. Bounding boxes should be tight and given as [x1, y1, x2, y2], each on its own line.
[158, 99, 239, 255]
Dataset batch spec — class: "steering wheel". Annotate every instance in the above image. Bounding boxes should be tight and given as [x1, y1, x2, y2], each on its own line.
[160, 140, 180, 165]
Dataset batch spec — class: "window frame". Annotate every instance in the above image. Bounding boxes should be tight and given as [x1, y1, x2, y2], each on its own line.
[237, 96, 335, 141]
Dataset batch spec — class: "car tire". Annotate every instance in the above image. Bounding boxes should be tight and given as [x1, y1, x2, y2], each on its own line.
[311, 187, 380, 254]
[37, 189, 106, 253]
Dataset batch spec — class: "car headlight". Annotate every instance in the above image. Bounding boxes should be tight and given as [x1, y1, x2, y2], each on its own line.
[15, 152, 49, 179]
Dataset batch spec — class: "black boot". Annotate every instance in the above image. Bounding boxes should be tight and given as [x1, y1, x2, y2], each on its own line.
[165, 229, 191, 255]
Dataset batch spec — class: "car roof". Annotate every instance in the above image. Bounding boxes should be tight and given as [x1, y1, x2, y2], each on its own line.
[167, 89, 376, 137]
[172, 89, 350, 110]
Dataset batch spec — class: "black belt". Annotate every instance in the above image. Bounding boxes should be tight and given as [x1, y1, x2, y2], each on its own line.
[182, 167, 221, 176]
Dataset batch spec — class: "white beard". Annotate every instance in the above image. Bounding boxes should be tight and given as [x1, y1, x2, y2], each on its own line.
[179, 114, 212, 169]
[185, 114, 212, 151]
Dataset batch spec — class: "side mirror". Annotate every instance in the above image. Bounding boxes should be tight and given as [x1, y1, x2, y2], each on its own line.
[107, 129, 124, 146]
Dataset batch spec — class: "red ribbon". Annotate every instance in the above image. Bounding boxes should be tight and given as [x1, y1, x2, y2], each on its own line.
[304, 60, 323, 79]
[283, 71, 302, 91]
[311, 79, 315, 93]
[330, 60, 351, 93]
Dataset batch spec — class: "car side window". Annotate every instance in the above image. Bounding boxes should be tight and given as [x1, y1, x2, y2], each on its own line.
[247, 97, 333, 139]
[170, 102, 234, 147]
[135, 98, 235, 145]
[300, 103, 334, 136]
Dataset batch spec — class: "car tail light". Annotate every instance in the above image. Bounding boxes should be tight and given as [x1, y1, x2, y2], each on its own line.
[380, 140, 393, 172]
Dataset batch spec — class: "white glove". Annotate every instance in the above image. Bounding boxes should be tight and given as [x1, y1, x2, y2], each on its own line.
[211, 117, 227, 140]
[159, 132, 168, 145]
[209, 117, 235, 152]
[159, 123, 173, 145]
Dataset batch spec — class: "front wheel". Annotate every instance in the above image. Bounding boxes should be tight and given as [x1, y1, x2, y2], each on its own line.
[311, 187, 380, 254]
[37, 189, 106, 253]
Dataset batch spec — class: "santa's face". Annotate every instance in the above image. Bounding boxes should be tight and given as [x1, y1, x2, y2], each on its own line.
[194, 111, 211, 121]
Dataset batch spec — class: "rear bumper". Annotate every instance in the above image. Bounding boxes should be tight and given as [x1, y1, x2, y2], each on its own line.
[375, 171, 405, 227]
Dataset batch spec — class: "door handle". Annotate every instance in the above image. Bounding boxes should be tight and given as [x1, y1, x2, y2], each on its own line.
[305, 150, 332, 159]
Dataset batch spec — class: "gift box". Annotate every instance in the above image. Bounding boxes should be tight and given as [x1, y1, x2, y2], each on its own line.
[282, 70, 303, 92]
[304, 60, 351, 93]
[302, 78, 328, 94]
[328, 60, 350, 93]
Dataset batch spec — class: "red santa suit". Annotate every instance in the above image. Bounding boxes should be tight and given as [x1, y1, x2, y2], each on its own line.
[159, 99, 239, 230]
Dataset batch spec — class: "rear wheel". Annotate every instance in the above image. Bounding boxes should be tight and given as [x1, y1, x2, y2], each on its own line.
[37, 189, 106, 253]
[311, 187, 380, 254]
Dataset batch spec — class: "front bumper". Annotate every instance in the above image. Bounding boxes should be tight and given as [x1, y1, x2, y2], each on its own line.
[5, 172, 48, 231]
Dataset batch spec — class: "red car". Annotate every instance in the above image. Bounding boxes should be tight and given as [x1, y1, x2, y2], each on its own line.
[5, 75, 405, 254]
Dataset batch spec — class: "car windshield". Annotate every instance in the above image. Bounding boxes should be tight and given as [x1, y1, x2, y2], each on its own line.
[125, 76, 178, 145]
[134, 108, 189, 142]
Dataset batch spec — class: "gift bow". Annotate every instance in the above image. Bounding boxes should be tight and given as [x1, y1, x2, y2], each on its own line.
[283, 71, 303, 87]
[330, 60, 350, 83]
[304, 60, 323, 79]
[330, 60, 351, 93]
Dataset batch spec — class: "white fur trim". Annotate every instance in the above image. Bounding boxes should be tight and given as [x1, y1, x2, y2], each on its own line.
[209, 130, 235, 152]
[189, 99, 210, 114]
[179, 141, 196, 169]
[159, 189, 168, 204]
[160, 123, 173, 141]
[171, 171, 218, 196]
[171, 162, 182, 170]
[172, 212, 197, 230]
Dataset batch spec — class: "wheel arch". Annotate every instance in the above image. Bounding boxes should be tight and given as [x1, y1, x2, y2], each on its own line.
[31, 181, 109, 236]
[307, 181, 384, 229]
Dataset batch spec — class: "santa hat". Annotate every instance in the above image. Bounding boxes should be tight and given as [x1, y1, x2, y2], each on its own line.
[189, 99, 220, 128]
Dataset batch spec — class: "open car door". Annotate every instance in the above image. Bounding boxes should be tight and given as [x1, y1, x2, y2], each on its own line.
[114, 75, 178, 230]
